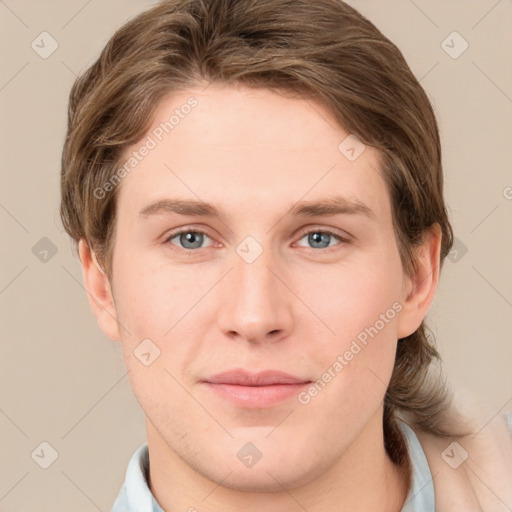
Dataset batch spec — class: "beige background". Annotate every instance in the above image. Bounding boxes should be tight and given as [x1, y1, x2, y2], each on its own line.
[1, 0, 511, 510]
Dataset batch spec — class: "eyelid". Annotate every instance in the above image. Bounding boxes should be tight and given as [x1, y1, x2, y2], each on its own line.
[163, 224, 352, 252]
[163, 225, 218, 248]
[292, 226, 352, 252]
[294, 225, 352, 242]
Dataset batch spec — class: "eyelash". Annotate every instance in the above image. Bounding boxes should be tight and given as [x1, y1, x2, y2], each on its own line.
[163, 226, 351, 254]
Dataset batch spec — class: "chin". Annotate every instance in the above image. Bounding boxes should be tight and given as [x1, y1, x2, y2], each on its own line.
[218, 463, 315, 493]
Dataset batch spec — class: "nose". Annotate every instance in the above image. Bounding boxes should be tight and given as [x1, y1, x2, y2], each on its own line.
[217, 247, 294, 345]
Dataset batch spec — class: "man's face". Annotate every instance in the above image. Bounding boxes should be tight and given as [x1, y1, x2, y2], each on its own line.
[108, 83, 411, 490]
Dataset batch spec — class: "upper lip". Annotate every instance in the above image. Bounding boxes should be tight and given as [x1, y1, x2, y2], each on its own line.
[203, 369, 310, 386]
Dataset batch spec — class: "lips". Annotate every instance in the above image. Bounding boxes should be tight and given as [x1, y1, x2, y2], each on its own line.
[201, 369, 311, 408]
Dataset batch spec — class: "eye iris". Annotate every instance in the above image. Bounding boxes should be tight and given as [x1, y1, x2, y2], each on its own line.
[181, 232, 203, 249]
[309, 232, 331, 248]
[174, 231, 336, 250]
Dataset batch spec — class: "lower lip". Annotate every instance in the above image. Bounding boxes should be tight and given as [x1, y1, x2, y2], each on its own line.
[203, 382, 310, 408]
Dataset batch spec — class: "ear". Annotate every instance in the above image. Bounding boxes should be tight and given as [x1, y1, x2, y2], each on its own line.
[78, 239, 120, 341]
[397, 224, 442, 339]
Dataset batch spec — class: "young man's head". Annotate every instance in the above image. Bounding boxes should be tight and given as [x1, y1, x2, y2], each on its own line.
[60, 0, 454, 505]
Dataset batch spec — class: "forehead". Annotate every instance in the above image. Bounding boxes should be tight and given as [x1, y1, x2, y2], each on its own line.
[116, 83, 391, 224]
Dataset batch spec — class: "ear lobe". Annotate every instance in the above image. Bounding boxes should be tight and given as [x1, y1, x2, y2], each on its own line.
[397, 224, 442, 339]
[78, 239, 121, 341]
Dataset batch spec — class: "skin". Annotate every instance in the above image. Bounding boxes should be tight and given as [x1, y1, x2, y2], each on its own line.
[79, 82, 441, 511]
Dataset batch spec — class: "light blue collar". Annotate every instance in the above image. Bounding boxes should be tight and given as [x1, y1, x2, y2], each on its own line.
[111, 419, 434, 511]
[398, 420, 435, 511]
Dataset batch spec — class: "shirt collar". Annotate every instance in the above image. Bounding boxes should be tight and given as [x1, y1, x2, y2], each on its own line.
[398, 420, 435, 511]
[112, 419, 434, 512]
[110, 443, 163, 512]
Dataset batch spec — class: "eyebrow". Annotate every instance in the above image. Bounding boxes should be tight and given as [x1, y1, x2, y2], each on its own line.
[139, 195, 376, 221]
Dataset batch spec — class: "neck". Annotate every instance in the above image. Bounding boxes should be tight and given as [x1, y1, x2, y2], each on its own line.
[147, 410, 410, 512]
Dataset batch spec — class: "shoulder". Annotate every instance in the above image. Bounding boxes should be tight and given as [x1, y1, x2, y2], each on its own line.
[409, 387, 512, 512]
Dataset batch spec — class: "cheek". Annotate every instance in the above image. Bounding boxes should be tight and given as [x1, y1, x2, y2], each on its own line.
[112, 267, 198, 417]
[113, 258, 193, 338]
[112, 261, 211, 387]
[297, 254, 402, 399]
[297, 252, 403, 341]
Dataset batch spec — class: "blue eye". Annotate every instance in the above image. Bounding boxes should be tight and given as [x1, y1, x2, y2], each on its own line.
[164, 227, 349, 253]
[296, 230, 344, 249]
[166, 230, 214, 250]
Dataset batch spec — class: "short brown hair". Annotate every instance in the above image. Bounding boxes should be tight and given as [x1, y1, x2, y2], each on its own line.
[60, 0, 455, 464]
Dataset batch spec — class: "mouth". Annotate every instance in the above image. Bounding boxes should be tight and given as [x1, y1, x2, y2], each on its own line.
[201, 369, 312, 409]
